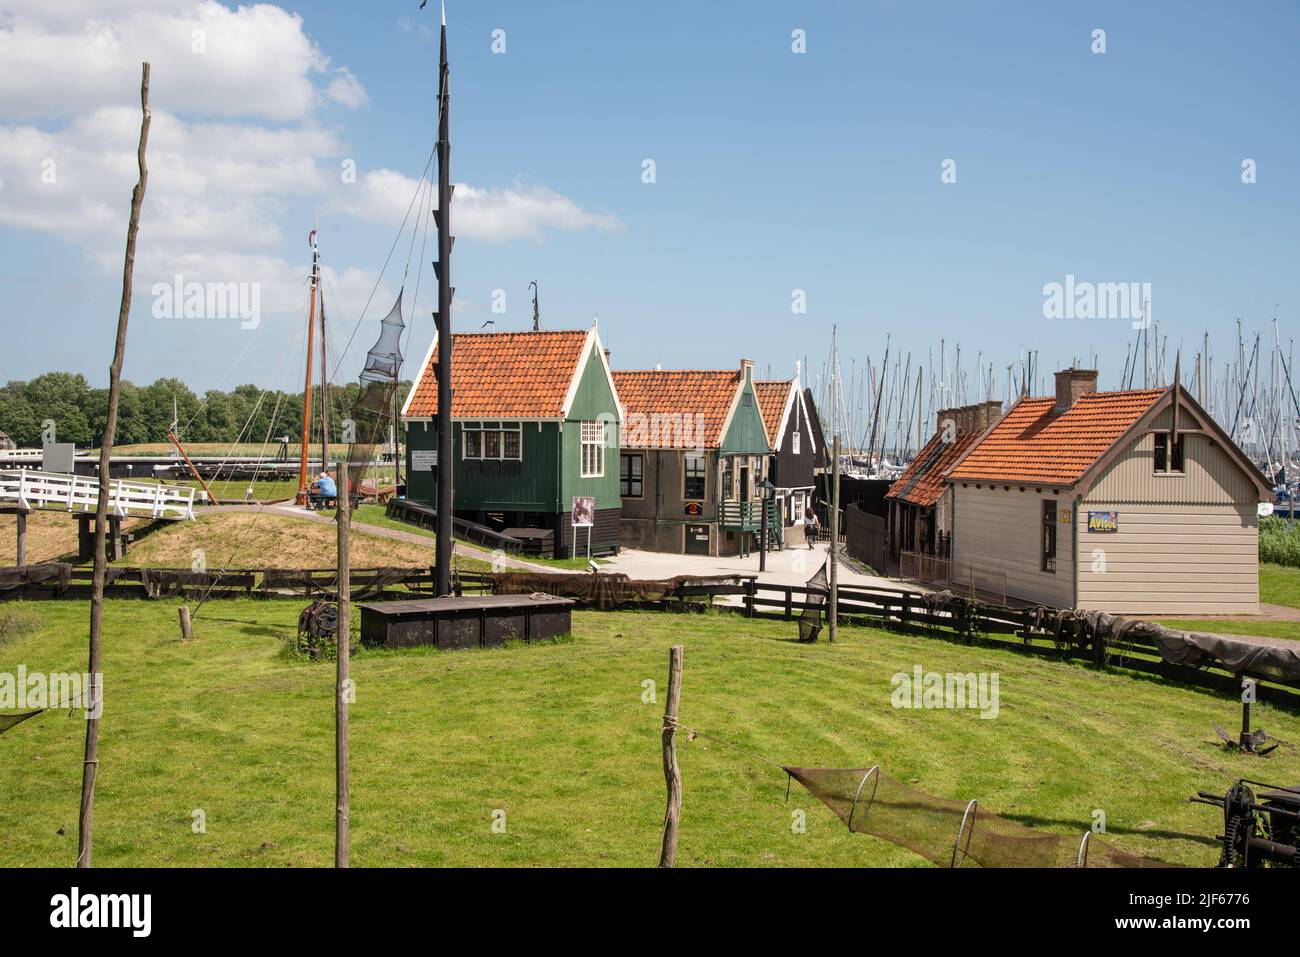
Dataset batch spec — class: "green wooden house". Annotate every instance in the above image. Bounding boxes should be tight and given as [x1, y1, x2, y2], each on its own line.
[612, 359, 775, 555]
[400, 326, 623, 557]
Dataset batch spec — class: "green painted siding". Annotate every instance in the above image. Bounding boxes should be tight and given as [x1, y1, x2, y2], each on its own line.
[721, 367, 770, 455]
[560, 345, 621, 510]
[402, 340, 621, 513]
[405, 419, 561, 511]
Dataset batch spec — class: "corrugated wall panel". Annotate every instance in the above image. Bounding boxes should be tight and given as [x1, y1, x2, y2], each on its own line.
[1087, 427, 1256, 505]
[1076, 503, 1258, 614]
[950, 484, 1074, 607]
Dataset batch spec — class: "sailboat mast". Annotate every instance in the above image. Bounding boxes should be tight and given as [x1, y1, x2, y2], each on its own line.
[296, 220, 320, 505]
[320, 251, 330, 479]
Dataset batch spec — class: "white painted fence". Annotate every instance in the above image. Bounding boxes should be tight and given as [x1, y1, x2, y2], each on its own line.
[0, 469, 195, 521]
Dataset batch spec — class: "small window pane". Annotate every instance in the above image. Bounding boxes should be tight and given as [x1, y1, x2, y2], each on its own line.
[685, 455, 706, 500]
[484, 431, 501, 458]
[464, 431, 481, 458]
[503, 430, 520, 460]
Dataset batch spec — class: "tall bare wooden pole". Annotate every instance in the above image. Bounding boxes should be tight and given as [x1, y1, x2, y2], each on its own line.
[335, 443, 351, 866]
[79, 61, 150, 868]
[658, 644, 683, 867]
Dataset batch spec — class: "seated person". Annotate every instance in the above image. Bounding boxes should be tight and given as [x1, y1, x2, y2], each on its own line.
[309, 471, 338, 508]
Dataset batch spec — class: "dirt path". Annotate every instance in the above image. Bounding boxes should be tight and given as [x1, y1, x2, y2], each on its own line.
[196, 503, 559, 573]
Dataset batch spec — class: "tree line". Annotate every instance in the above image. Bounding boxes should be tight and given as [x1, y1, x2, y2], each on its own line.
[0, 372, 413, 449]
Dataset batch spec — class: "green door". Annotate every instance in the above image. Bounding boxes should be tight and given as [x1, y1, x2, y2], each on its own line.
[685, 524, 710, 555]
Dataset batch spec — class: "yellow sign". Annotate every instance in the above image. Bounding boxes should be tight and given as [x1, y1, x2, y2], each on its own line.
[1087, 511, 1119, 533]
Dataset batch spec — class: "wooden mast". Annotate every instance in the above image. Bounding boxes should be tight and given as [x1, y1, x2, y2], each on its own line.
[320, 247, 330, 482]
[296, 215, 320, 505]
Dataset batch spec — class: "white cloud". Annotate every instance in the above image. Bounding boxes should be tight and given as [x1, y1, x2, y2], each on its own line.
[337, 170, 624, 241]
[0, 0, 366, 120]
[0, 0, 622, 362]
[327, 67, 369, 109]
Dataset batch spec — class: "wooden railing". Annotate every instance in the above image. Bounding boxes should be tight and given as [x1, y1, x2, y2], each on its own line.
[0, 469, 195, 521]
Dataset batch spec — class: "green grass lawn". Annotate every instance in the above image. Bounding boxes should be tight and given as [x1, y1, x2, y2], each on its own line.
[1261, 564, 1300, 609]
[2, 600, 1296, 868]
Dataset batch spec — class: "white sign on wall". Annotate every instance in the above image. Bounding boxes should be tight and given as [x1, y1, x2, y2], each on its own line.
[411, 450, 438, 471]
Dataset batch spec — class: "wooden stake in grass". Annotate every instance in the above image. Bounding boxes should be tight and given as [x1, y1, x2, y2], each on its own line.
[79, 61, 150, 869]
[177, 606, 193, 641]
[15, 510, 27, 567]
[658, 644, 683, 868]
[335, 454, 351, 867]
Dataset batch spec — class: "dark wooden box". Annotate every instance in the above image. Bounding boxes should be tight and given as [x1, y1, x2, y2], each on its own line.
[358, 594, 574, 651]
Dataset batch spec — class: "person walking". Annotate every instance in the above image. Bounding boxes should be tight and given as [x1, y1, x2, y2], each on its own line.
[805, 504, 820, 549]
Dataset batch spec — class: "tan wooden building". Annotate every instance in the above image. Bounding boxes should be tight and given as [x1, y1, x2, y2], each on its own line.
[944, 369, 1273, 614]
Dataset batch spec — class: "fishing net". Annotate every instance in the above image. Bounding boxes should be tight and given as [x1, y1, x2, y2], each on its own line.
[0, 710, 42, 734]
[798, 561, 829, 643]
[346, 291, 404, 496]
[360, 291, 405, 385]
[785, 766, 1175, 868]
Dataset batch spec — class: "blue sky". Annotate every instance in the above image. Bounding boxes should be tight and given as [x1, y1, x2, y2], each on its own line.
[1, 0, 1297, 402]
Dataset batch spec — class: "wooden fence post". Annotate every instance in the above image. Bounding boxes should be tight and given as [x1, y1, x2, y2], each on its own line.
[743, 579, 755, 618]
[15, 510, 27, 567]
[177, 606, 193, 640]
[658, 644, 683, 868]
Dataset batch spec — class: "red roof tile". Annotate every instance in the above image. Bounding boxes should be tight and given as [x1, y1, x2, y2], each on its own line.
[612, 369, 741, 448]
[886, 429, 982, 507]
[754, 380, 792, 446]
[403, 330, 590, 419]
[945, 389, 1165, 486]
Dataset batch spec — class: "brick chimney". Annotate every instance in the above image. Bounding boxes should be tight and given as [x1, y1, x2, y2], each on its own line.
[975, 399, 1003, 430]
[1054, 368, 1097, 412]
[936, 400, 1004, 435]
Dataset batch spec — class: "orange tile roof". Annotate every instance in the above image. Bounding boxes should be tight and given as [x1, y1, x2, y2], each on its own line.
[945, 389, 1165, 486]
[886, 429, 982, 507]
[754, 380, 792, 445]
[612, 369, 741, 448]
[404, 330, 590, 419]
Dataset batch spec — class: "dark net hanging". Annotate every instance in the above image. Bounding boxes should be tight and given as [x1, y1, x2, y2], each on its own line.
[360, 290, 405, 385]
[345, 291, 405, 490]
[798, 560, 829, 643]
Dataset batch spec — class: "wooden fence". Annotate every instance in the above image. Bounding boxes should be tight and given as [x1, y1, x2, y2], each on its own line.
[734, 578, 1300, 709]
[843, 504, 885, 572]
[2, 560, 1294, 709]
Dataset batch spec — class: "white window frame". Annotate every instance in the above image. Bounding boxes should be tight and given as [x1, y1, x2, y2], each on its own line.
[462, 421, 523, 462]
[580, 420, 605, 477]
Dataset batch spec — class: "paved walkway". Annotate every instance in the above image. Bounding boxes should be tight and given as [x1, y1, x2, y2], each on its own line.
[600, 541, 908, 592]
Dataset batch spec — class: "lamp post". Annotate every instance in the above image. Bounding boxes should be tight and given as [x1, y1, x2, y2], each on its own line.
[758, 478, 775, 573]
